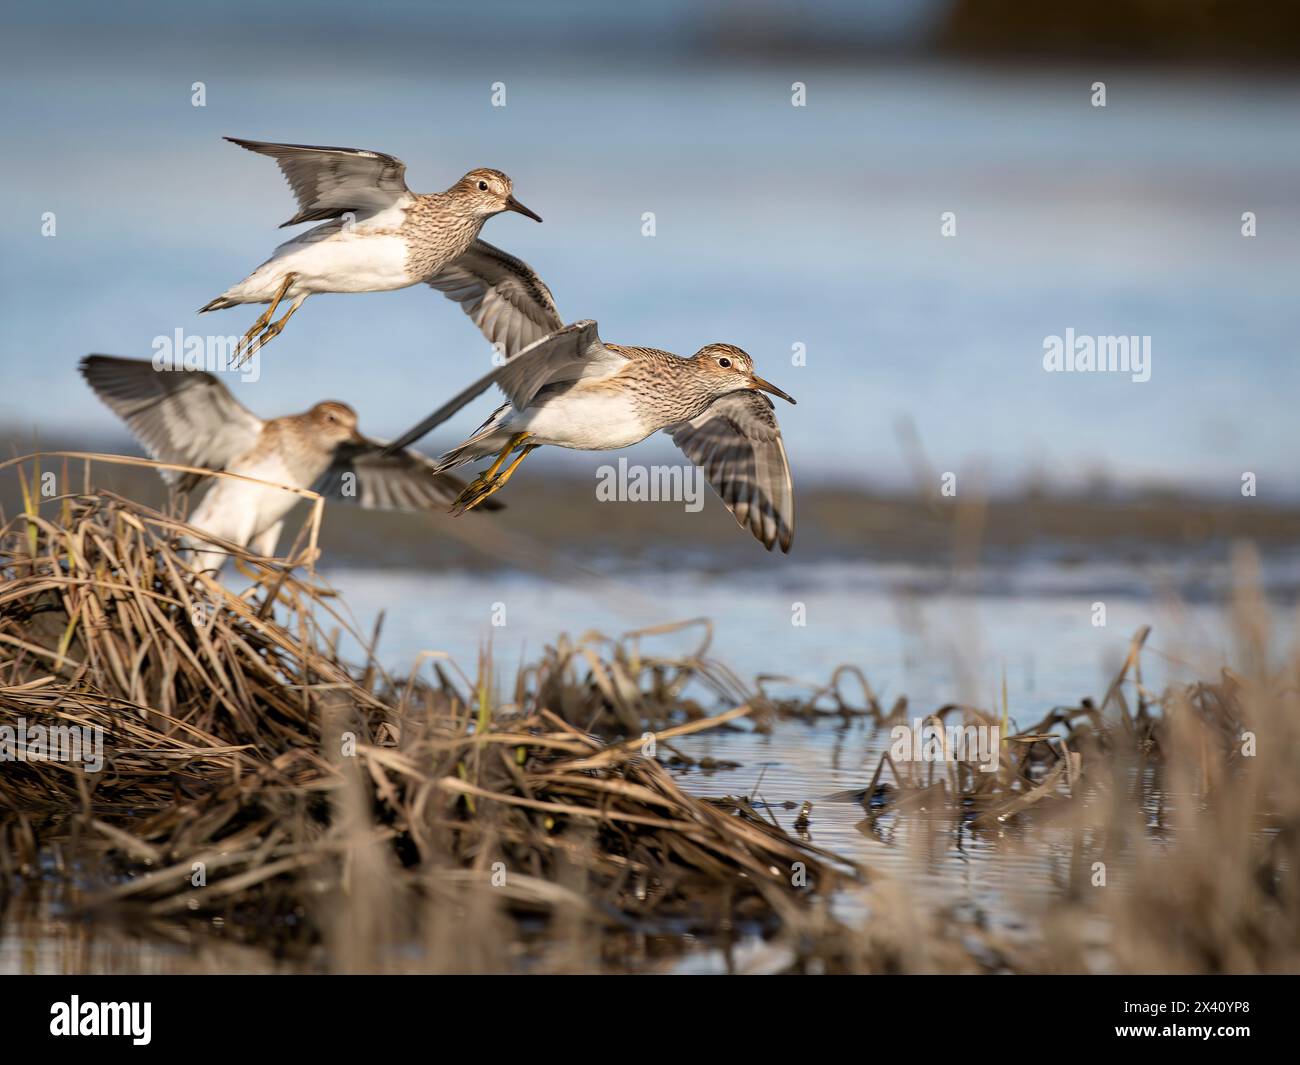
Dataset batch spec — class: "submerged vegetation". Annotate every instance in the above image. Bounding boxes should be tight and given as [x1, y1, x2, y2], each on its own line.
[1, 454, 1297, 973]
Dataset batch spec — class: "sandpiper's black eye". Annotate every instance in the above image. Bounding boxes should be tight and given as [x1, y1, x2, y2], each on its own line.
[718, 357, 731, 368]
[478, 180, 489, 191]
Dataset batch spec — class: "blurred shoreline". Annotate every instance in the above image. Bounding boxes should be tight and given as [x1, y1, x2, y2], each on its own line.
[5, 433, 1297, 583]
[6, 2, 1299, 70]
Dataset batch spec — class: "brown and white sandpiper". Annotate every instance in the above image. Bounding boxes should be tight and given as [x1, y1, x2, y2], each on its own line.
[199, 138, 543, 364]
[80, 355, 500, 573]
[384, 321, 796, 552]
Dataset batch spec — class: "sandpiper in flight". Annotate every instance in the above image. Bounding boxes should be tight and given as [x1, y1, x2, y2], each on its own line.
[384, 321, 797, 552]
[199, 138, 543, 364]
[413, 247, 796, 551]
[80, 355, 500, 573]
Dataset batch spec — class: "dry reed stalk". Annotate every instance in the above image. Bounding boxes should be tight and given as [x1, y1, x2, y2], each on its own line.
[4, 455, 1294, 973]
[1, 460, 853, 970]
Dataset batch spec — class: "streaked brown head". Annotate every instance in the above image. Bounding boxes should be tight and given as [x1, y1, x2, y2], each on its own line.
[692, 343, 796, 405]
[306, 401, 361, 446]
[452, 168, 542, 222]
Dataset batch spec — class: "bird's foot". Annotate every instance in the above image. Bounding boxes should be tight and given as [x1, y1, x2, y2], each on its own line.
[232, 332, 263, 369]
[233, 321, 268, 367]
[450, 472, 504, 515]
[231, 274, 298, 369]
[448, 435, 535, 515]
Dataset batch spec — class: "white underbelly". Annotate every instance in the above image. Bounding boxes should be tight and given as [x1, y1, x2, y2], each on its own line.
[189, 454, 308, 544]
[255, 232, 414, 295]
[517, 390, 654, 450]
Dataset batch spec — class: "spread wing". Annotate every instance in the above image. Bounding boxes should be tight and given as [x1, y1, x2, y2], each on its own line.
[383, 320, 626, 453]
[80, 355, 264, 485]
[312, 440, 502, 512]
[226, 137, 412, 227]
[428, 240, 564, 360]
[668, 391, 795, 552]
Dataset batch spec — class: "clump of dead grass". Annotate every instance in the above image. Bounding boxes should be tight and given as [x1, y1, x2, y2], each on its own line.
[837, 557, 1300, 974]
[2, 455, 1296, 974]
[0, 459, 854, 971]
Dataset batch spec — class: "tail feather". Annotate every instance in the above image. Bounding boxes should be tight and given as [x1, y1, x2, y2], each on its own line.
[432, 435, 509, 475]
[198, 295, 238, 313]
[430, 404, 517, 474]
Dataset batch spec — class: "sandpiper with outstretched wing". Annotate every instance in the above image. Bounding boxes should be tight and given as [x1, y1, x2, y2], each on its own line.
[416, 249, 796, 551]
[386, 321, 796, 552]
[200, 138, 543, 363]
[81, 355, 499, 573]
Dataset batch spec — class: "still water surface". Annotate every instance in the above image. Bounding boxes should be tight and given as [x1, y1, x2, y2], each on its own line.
[4, 551, 1287, 973]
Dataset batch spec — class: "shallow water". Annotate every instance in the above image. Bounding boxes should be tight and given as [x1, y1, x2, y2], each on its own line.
[320, 553, 1294, 710]
[4, 550, 1287, 973]
[322, 554, 1290, 950]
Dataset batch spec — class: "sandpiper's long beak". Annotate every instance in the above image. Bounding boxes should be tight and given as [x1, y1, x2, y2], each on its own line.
[751, 374, 796, 405]
[505, 196, 543, 223]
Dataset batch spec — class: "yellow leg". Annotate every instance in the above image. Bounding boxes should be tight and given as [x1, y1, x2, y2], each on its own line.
[237, 275, 292, 352]
[451, 434, 532, 514]
[461, 444, 536, 513]
[233, 557, 263, 581]
[253, 294, 304, 347]
[487, 444, 536, 491]
[484, 433, 529, 480]
[235, 274, 295, 367]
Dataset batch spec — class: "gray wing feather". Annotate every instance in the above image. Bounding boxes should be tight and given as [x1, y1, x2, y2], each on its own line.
[80, 355, 264, 484]
[226, 137, 411, 227]
[383, 320, 624, 454]
[427, 240, 563, 360]
[313, 440, 502, 512]
[668, 391, 795, 553]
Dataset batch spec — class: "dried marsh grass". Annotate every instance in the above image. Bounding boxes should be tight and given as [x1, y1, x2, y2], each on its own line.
[0, 457, 851, 972]
[838, 564, 1300, 974]
[1, 454, 1296, 974]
